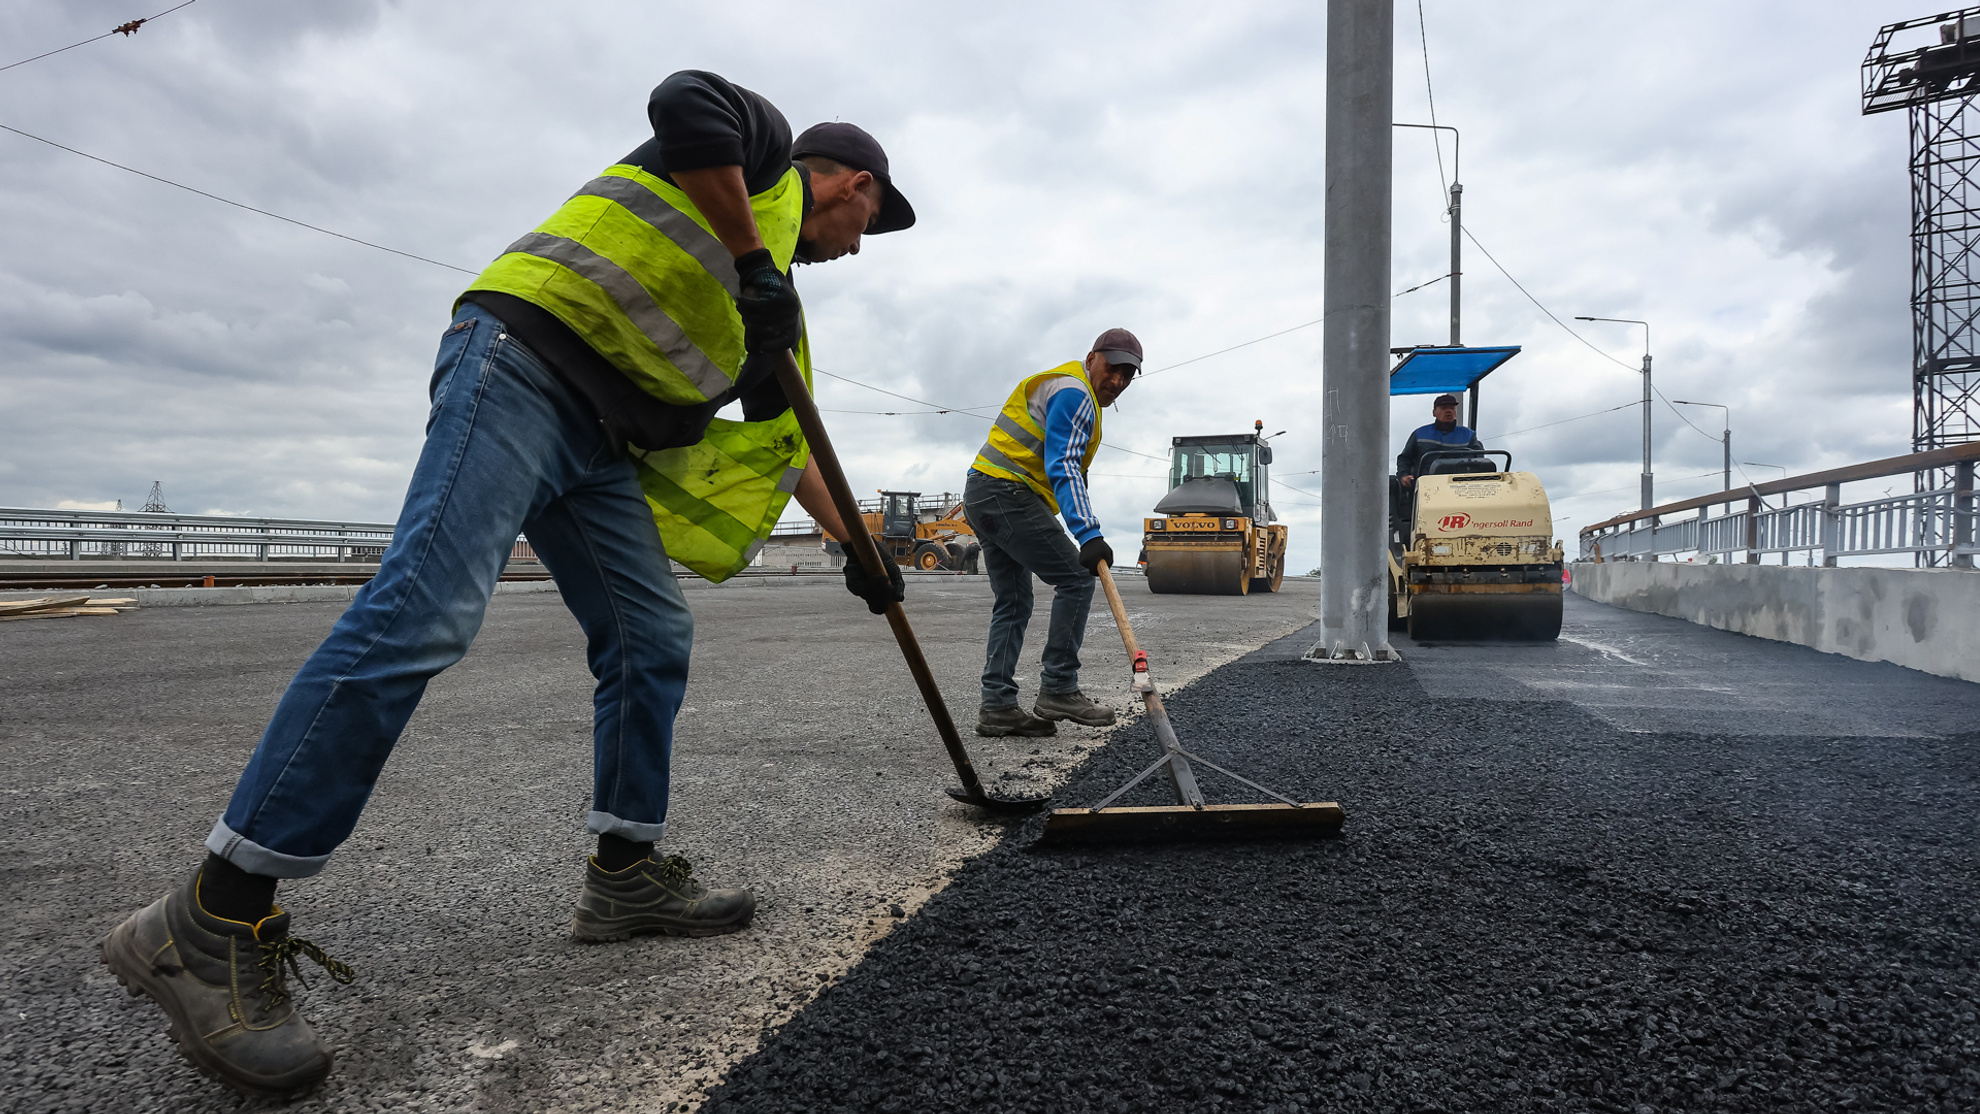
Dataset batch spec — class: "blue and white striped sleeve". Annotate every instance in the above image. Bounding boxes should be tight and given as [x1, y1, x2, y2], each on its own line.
[1042, 387, 1104, 543]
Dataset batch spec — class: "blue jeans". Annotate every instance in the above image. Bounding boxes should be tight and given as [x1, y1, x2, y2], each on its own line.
[207, 304, 693, 878]
[963, 470, 1095, 708]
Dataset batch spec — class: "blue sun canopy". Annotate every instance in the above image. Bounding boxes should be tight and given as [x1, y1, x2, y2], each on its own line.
[1388, 345, 1521, 396]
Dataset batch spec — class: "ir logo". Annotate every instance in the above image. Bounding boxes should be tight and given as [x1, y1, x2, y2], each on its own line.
[1438, 513, 1471, 531]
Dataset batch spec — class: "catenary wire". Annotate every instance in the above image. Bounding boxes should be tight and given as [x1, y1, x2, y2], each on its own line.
[0, 122, 478, 274]
[1416, 0, 1447, 198]
[0, 2, 197, 74]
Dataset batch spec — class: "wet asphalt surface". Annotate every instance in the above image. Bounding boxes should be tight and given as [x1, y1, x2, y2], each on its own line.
[702, 594, 1980, 1114]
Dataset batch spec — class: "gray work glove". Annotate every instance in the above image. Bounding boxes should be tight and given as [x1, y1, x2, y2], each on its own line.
[843, 555, 905, 615]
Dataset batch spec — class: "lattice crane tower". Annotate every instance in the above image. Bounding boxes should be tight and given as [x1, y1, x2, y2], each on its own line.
[1865, 10, 1980, 560]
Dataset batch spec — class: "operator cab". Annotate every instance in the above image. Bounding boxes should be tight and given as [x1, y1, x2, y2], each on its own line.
[878, 490, 920, 540]
[1155, 429, 1275, 524]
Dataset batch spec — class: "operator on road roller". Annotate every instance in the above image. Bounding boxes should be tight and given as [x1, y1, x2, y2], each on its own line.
[963, 328, 1142, 738]
[98, 70, 915, 1099]
[1397, 392, 1483, 491]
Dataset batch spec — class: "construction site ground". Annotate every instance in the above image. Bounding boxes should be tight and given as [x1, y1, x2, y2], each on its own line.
[6, 580, 1978, 1112]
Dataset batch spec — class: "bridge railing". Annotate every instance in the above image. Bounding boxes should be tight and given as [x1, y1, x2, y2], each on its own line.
[0, 507, 536, 563]
[1578, 444, 1980, 566]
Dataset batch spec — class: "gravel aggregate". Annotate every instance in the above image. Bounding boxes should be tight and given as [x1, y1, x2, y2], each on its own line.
[704, 600, 1980, 1114]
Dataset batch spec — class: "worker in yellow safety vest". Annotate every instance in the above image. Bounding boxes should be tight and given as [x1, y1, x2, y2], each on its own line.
[100, 70, 913, 1100]
[965, 328, 1142, 738]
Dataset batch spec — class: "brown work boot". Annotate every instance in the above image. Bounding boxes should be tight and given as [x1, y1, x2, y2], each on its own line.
[571, 853, 756, 942]
[975, 703, 1057, 737]
[99, 868, 354, 1099]
[1033, 689, 1118, 727]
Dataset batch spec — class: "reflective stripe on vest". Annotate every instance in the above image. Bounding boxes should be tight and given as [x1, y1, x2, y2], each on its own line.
[628, 333, 814, 583]
[462, 163, 803, 406]
[463, 163, 811, 582]
[969, 362, 1103, 512]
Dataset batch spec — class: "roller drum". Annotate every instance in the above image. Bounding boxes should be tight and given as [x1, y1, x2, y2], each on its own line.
[1145, 547, 1250, 595]
[1406, 591, 1562, 642]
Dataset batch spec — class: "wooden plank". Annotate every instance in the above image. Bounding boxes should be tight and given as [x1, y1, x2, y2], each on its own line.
[0, 595, 89, 616]
[0, 605, 122, 621]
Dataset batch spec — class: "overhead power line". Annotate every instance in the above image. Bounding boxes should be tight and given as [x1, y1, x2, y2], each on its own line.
[1138, 317, 1323, 379]
[0, 2, 199, 74]
[0, 121, 478, 274]
[1415, 0, 1448, 197]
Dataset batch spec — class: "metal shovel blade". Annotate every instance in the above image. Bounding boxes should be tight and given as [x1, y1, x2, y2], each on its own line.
[945, 785, 1052, 812]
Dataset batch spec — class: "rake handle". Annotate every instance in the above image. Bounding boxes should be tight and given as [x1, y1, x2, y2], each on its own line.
[769, 351, 987, 798]
[1094, 560, 1141, 660]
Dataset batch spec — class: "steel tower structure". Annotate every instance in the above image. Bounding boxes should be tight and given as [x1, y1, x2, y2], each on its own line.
[1866, 9, 1980, 563]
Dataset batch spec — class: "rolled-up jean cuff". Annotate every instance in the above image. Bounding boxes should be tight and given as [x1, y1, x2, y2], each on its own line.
[205, 819, 332, 879]
[586, 810, 667, 843]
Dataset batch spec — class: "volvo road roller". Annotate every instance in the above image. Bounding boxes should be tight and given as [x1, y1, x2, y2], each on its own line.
[1143, 421, 1289, 595]
[1388, 448, 1564, 640]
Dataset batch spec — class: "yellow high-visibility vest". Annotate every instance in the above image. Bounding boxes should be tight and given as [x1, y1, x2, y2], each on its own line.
[969, 362, 1103, 511]
[463, 164, 811, 581]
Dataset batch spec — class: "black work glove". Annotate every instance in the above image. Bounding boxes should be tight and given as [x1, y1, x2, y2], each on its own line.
[1078, 537, 1114, 577]
[733, 248, 803, 361]
[843, 555, 906, 615]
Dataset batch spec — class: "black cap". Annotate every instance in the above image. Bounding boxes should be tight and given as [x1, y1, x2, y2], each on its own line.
[792, 122, 915, 235]
[1090, 327, 1143, 371]
[1433, 393, 1460, 407]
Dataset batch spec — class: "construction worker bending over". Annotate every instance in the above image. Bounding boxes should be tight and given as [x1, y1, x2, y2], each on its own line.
[100, 70, 912, 1099]
[1397, 392, 1484, 489]
[964, 329, 1142, 738]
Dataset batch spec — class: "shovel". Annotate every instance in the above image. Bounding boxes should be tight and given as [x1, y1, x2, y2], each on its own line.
[769, 351, 1048, 813]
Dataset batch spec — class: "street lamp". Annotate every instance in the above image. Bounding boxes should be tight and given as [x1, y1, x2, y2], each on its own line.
[1671, 399, 1731, 514]
[1395, 122, 1474, 425]
[1575, 316, 1653, 509]
[1743, 461, 1788, 479]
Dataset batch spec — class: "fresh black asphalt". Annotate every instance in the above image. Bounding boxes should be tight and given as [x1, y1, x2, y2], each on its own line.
[702, 595, 1980, 1114]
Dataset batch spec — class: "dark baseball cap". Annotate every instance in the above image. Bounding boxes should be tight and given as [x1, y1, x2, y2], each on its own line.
[1433, 393, 1460, 407]
[792, 122, 915, 235]
[1090, 327, 1143, 371]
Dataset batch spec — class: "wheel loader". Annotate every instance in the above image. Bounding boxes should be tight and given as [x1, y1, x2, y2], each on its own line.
[1388, 449, 1563, 640]
[1142, 422, 1289, 595]
[826, 490, 982, 572]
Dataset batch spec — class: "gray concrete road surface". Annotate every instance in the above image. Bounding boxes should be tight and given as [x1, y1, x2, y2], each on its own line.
[0, 573, 1318, 1113]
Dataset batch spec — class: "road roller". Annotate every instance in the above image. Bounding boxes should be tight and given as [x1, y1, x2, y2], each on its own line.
[1143, 421, 1289, 595]
[1388, 448, 1564, 640]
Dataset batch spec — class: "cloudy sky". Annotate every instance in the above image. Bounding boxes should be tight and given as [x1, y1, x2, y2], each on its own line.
[0, 1, 1938, 573]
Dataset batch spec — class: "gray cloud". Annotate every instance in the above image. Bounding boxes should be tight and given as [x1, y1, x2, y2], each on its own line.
[0, 0, 1944, 569]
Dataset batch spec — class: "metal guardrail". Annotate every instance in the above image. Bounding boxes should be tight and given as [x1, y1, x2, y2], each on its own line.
[1578, 444, 1980, 566]
[0, 507, 535, 563]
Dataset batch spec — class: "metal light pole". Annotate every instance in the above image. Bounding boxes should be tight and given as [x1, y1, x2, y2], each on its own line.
[1671, 399, 1730, 514]
[1394, 122, 1468, 423]
[1312, 0, 1397, 663]
[1576, 316, 1653, 509]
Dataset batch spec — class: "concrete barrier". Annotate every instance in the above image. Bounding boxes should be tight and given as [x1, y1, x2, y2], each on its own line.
[1570, 560, 1980, 683]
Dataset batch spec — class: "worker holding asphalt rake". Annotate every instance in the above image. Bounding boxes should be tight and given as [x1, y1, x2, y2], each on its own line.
[99, 70, 912, 1099]
[964, 328, 1142, 737]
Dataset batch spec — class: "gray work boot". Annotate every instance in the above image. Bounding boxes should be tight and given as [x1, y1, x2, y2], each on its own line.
[1033, 689, 1118, 727]
[572, 853, 756, 942]
[975, 703, 1057, 737]
[99, 868, 354, 1099]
